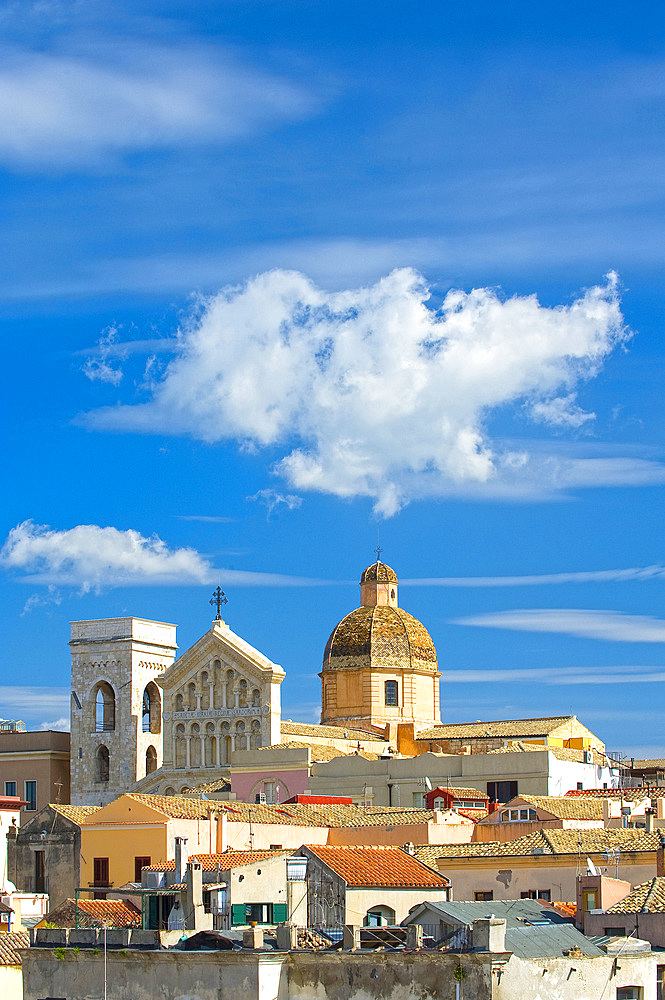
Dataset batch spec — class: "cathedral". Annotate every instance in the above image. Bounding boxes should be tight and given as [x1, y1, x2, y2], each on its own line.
[69, 560, 441, 805]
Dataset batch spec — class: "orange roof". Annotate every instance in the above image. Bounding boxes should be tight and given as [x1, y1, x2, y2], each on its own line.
[44, 898, 142, 928]
[143, 849, 288, 872]
[304, 845, 448, 888]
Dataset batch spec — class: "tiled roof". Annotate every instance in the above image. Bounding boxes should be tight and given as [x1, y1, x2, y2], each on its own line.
[486, 743, 614, 766]
[416, 716, 580, 740]
[322, 606, 438, 674]
[50, 803, 101, 824]
[438, 787, 487, 800]
[249, 741, 380, 762]
[360, 561, 398, 584]
[429, 828, 662, 860]
[305, 845, 447, 888]
[281, 721, 382, 741]
[183, 777, 231, 795]
[43, 898, 141, 928]
[631, 760, 665, 769]
[517, 795, 604, 820]
[124, 794, 218, 819]
[0, 932, 30, 966]
[607, 877, 665, 913]
[412, 845, 450, 870]
[143, 850, 289, 872]
[565, 788, 651, 800]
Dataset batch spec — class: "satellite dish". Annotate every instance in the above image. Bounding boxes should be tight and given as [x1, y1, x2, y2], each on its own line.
[424, 776, 432, 791]
[586, 857, 599, 876]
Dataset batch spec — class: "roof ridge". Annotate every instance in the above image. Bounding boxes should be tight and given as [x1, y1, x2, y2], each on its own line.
[641, 877, 660, 912]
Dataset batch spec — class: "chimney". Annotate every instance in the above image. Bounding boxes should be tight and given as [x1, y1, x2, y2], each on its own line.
[185, 861, 204, 930]
[657, 833, 665, 877]
[472, 917, 506, 953]
[646, 809, 654, 834]
[175, 836, 188, 884]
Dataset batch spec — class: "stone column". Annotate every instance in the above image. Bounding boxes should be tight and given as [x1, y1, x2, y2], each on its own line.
[186, 738, 191, 769]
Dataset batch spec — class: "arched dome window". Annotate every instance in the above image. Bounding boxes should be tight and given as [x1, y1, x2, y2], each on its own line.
[94, 683, 115, 733]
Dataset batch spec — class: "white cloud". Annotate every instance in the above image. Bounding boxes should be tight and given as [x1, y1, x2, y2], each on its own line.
[454, 608, 665, 642]
[247, 489, 303, 518]
[0, 40, 314, 168]
[21, 583, 62, 615]
[39, 717, 69, 732]
[529, 393, 595, 429]
[82, 268, 644, 516]
[0, 686, 69, 714]
[403, 564, 665, 587]
[1, 519, 212, 589]
[0, 519, 329, 589]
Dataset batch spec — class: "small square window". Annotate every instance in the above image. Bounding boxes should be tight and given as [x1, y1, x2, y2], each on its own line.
[4, 781, 16, 797]
[384, 680, 398, 706]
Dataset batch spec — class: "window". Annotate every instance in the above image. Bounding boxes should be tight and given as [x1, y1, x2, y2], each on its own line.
[577, 782, 584, 790]
[384, 680, 398, 706]
[134, 857, 151, 883]
[231, 902, 287, 925]
[657, 964, 665, 1000]
[487, 781, 518, 803]
[96, 745, 110, 782]
[605, 926, 627, 937]
[474, 891, 493, 901]
[521, 889, 551, 901]
[503, 807, 537, 822]
[412, 792, 426, 807]
[95, 682, 115, 732]
[93, 857, 110, 897]
[365, 906, 396, 926]
[583, 889, 598, 911]
[264, 780, 275, 804]
[24, 781, 36, 811]
[616, 989, 642, 999]
[4, 781, 16, 797]
[145, 745, 157, 775]
[142, 683, 161, 734]
[34, 850, 45, 892]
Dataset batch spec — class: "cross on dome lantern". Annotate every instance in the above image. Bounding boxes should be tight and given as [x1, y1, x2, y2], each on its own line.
[210, 586, 228, 620]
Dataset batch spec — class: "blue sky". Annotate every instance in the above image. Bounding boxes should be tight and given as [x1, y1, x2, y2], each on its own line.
[2, 0, 665, 758]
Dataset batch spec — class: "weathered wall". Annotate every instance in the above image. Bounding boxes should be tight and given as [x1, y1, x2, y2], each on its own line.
[8, 807, 81, 907]
[584, 910, 665, 948]
[21, 943, 658, 1000]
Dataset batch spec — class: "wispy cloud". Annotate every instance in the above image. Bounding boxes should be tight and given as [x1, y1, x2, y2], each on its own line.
[247, 489, 303, 519]
[82, 324, 124, 385]
[21, 583, 62, 615]
[175, 515, 235, 524]
[0, 686, 69, 714]
[81, 268, 643, 516]
[454, 609, 665, 642]
[0, 38, 315, 169]
[404, 565, 665, 587]
[445, 664, 665, 685]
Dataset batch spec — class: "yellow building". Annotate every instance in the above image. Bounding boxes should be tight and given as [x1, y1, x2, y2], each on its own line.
[320, 561, 441, 734]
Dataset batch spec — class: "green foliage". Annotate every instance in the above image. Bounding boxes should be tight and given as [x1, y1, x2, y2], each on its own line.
[453, 963, 466, 983]
[54, 947, 66, 961]
[92, 947, 101, 955]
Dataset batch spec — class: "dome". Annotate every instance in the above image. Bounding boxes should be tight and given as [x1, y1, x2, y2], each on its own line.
[323, 605, 438, 674]
[360, 561, 398, 584]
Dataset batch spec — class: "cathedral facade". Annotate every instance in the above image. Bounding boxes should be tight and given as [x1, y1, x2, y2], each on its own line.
[69, 559, 441, 804]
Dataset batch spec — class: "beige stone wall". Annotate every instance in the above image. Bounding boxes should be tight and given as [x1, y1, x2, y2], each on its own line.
[70, 618, 177, 806]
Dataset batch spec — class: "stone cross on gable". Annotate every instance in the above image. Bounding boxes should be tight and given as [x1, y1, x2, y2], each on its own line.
[210, 586, 228, 620]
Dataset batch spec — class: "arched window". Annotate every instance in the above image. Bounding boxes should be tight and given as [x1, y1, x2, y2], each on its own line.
[96, 745, 110, 782]
[145, 745, 157, 775]
[175, 692, 184, 712]
[384, 680, 399, 707]
[205, 723, 216, 767]
[252, 688, 261, 707]
[142, 683, 161, 734]
[250, 720, 262, 749]
[239, 679, 248, 707]
[95, 682, 115, 732]
[164, 786, 175, 796]
[188, 682, 197, 711]
[175, 725, 186, 768]
[190, 724, 201, 767]
[364, 905, 395, 927]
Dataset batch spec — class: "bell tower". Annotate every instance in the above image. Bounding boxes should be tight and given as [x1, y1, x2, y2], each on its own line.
[70, 617, 177, 806]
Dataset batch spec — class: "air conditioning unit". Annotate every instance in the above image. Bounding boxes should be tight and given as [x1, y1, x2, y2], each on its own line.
[584, 751, 593, 764]
[255, 792, 266, 804]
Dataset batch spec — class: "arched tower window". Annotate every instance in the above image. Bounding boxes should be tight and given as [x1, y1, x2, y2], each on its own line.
[96, 745, 110, 782]
[142, 683, 161, 734]
[145, 745, 157, 775]
[384, 680, 399, 707]
[94, 682, 115, 732]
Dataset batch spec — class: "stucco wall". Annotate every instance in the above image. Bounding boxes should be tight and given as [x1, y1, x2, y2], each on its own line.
[0, 965, 22, 1000]
[21, 944, 658, 1000]
[9, 807, 82, 907]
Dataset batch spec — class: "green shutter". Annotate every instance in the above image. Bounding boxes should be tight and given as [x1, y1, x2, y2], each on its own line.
[231, 904, 247, 926]
[272, 904, 288, 924]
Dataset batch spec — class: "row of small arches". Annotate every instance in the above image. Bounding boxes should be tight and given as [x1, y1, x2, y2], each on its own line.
[174, 665, 261, 713]
[174, 719, 262, 768]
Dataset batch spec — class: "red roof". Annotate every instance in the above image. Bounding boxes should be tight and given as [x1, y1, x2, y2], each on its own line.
[143, 849, 287, 872]
[304, 846, 448, 888]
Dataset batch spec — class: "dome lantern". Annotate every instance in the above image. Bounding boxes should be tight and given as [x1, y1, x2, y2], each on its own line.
[360, 561, 399, 609]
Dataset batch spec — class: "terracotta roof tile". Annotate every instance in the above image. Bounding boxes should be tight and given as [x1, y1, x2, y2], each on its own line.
[281, 721, 383, 741]
[0, 932, 30, 966]
[440, 787, 487, 800]
[43, 898, 141, 928]
[516, 795, 605, 820]
[305, 845, 448, 888]
[249, 741, 381, 762]
[416, 716, 583, 740]
[565, 788, 651, 800]
[607, 877, 665, 913]
[143, 850, 289, 872]
[182, 778, 231, 795]
[428, 828, 662, 860]
[50, 804, 101, 824]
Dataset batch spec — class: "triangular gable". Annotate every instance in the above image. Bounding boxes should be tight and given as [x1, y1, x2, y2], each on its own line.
[158, 621, 285, 692]
[82, 793, 172, 825]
